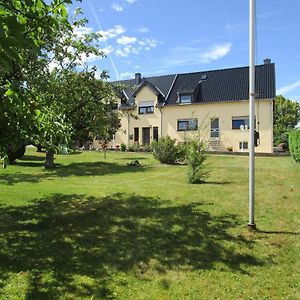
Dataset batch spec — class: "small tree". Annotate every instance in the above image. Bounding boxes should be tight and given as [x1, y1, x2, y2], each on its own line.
[289, 130, 300, 163]
[274, 95, 300, 145]
[185, 139, 208, 184]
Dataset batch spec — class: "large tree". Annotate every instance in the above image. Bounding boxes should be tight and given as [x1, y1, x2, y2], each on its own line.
[273, 95, 300, 146]
[1, 0, 120, 168]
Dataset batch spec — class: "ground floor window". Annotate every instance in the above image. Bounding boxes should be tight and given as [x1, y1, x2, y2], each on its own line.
[134, 127, 139, 142]
[177, 118, 198, 131]
[153, 127, 159, 141]
[239, 141, 249, 149]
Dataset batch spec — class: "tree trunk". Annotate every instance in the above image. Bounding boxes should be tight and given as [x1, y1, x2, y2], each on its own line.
[36, 144, 43, 152]
[44, 150, 55, 169]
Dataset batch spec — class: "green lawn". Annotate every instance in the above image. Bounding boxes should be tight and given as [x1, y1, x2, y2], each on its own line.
[0, 148, 299, 299]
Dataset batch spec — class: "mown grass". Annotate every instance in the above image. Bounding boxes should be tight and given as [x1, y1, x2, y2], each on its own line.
[0, 148, 299, 299]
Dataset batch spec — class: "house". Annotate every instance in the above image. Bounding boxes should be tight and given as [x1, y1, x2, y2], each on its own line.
[94, 59, 275, 153]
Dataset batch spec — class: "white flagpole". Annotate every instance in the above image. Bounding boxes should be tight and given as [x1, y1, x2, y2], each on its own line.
[249, 0, 256, 229]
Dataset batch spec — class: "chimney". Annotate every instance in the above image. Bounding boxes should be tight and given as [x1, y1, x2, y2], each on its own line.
[135, 73, 141, 85]
[264, 58, 271, 64]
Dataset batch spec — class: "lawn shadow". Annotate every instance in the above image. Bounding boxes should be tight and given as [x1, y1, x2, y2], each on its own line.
[19, 155, 45, 162]
[0, 161, 149, 185]
[257, 229, 300, 236]
[0, 193, 264, 298]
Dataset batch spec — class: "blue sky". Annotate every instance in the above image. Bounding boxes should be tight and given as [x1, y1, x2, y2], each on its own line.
[69, 0, 300, 102]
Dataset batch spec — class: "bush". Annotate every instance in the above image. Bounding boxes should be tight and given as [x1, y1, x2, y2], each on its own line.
[176, 142, 188, 162]
[120, 143, 126, 151]
[128, 143, 140, 152]
[289, 130, 300, 163]
[186, 139, 208, 184]
[152, 136, 178, 164]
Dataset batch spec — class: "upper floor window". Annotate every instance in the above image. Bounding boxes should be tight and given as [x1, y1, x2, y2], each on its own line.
[177, 118, 198, 131]
[232, 116, 249, 129]
[138, 101, 154, 114]
[179, 94, 192, 104]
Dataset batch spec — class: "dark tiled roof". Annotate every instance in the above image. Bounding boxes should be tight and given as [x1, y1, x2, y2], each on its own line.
[167, 63, 275, 104]
[113, 74, 176, 106]
[113, 63, 275, 107]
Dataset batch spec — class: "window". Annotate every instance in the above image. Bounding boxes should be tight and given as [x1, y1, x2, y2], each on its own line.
[239, 142, 248, 149]
[138, 101, 154, 114]
[153, 127, 159, 141]
[177, 118, 198, 131]
[134, 127, 139, 142]
[211, 118, 219, 138]
[232, 116, 250, 129]
[179, 94, 192, 104]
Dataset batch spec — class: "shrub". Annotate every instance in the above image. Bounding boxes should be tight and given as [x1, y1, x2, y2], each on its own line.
[128, 143, 140, 152]
[176, 142, 188, 162]
[142, 144, 152, 152]
[120, 143, 126, 152]
[186, 139, 208, 184]
[289, 130, 300, 163]
[152, 136, 178, 164]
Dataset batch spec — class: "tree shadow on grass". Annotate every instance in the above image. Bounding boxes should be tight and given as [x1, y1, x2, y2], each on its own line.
[0, 193, 264, 299]
[0, 161, 149, 186]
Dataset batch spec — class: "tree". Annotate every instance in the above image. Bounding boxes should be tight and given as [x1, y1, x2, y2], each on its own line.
[0, 0, 73, 161]
[1, 1, 120, 168]
[273, 95, 300, 146]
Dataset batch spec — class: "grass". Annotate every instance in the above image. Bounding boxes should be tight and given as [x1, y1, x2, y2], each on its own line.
[0, 148, 299, 299]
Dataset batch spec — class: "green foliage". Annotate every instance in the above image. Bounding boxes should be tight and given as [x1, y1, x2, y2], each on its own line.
[152, 136, 178, 164]
[128, 143, 141, 152]
[176, 142, 188, 162]
[289, 130, 300, 163]
[120, 143, 127, 151]
[274, 95, 300, 145]
[127, 159, 141, 167]
[0, 0, 120, 168]
[185, 139, 208, 184]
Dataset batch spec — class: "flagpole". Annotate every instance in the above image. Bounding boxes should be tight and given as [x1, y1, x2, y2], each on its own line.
[249, 0, 256, 229]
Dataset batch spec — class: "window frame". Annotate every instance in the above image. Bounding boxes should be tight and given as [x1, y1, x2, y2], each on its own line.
[179, 94, 192, 104]
[138, 100, 154, 114]
[177, 118, 198, 131]
[134, 127, 139, 142]
[239, 141, 249, 149]
[232, 116, 254, 130]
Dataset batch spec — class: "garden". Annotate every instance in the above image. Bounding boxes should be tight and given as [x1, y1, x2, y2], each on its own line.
[0, 148, 299, 299]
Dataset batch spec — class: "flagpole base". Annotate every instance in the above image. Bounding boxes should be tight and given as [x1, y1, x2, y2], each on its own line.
[248, 223, 257, 230]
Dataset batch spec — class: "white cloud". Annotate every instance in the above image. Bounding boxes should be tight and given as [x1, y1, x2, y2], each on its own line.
[277, 80, 300, 95]
[102, 46, 114, 55]
[137, 27, 149, 33]
[125, 0, 138, 3]
[119, 72, 132, 79]
[73, 26, 93, 38]
[111, 3, 124, 12]
[166, 43, 232, 66]
[98, 25, 126, 41]
[201, 43, 232, 62]
[117, 36, 137, 45]
[115, 49, 128, 57]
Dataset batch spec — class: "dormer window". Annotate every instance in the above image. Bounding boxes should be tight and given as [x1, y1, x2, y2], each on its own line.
[179, 94, 192, 104]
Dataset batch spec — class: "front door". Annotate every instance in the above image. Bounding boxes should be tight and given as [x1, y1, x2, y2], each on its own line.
[142, 127, 150, 145]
